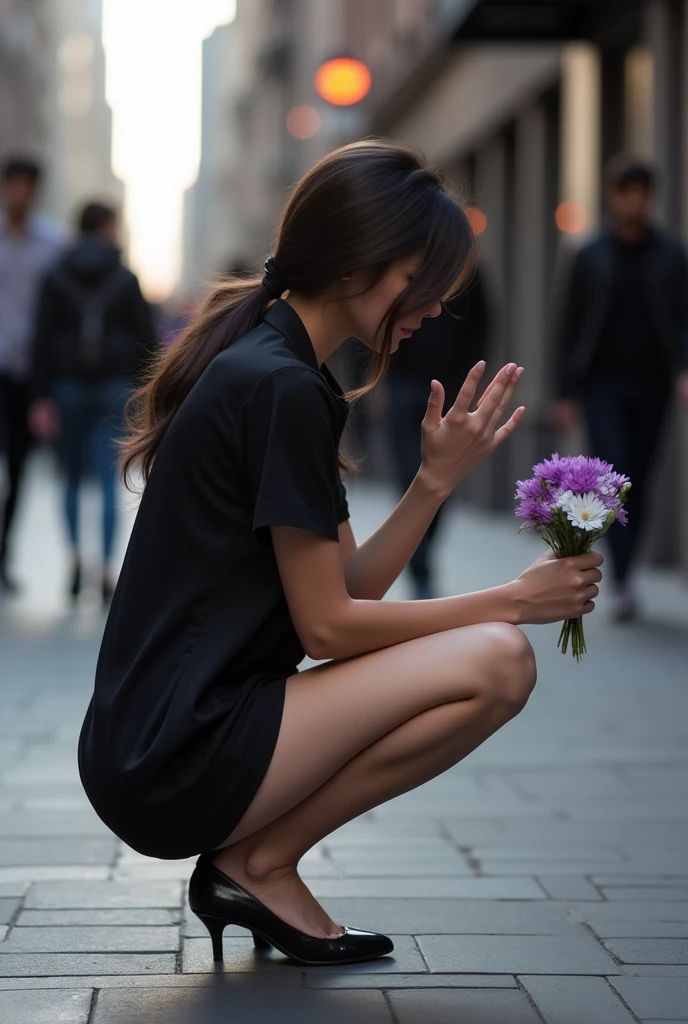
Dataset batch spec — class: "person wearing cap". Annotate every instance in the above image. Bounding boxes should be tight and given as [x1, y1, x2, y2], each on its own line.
[552, 155, 688, 621]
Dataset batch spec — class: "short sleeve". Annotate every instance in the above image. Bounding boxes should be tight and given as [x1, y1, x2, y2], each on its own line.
[243, 368, 345, 541]
[336, 476, 349, 524]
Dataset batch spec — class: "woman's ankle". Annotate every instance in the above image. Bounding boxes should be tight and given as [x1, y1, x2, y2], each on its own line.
[214, 842, 297, 883]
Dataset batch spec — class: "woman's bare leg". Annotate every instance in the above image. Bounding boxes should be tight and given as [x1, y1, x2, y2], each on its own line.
[211, 622, 536, 938]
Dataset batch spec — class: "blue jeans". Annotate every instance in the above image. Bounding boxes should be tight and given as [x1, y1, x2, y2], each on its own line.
[582, 378, 669, 586]
[52, 377, 129, 563]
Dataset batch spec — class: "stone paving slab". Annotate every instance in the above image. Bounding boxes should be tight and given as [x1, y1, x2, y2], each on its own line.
[610, 977, 688, 1018]
[18, 909, 180, 927]
[24, 881, 183, 909]
[0, 838, 117, 866]
[0, 898, 18, 924]
[0, 866, 110, 883]
[91, 985, 392, 1024]
[416, 934, 620, 974]
[568, 901, 688, 923]
[592, 922, 688, 939]
[303, 971, 518, 988]
[535, 876, 603, 900]
[0, 882, 28, 898]
[0, 989, 93, 1024]
[519, 975, 638, 1023]
[604, 939, 688, 965]
[0, 811, 110, 836]
[0, 926, 180, 954]
[0, 953, 177, 976]
[619, 965, 688, 977]
[388, 987, 543, 1023]
[601, 888, 688, 902]
[307, 876, 547, 898]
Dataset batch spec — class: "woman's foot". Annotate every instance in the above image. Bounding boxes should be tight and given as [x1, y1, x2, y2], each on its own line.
[212, 847, 343, 939]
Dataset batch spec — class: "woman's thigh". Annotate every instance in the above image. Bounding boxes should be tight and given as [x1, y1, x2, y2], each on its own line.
[224, 622, 532, 844]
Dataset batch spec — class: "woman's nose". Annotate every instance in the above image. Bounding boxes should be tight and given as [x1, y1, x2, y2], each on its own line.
[425, 300, 442, 319]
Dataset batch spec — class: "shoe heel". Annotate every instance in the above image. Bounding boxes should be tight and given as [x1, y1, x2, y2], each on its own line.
[195, 914, 225, 961]
[252, 931, 272, 950]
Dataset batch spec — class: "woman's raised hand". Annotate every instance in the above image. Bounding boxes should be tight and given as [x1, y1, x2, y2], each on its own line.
[418, 362, 525, 499]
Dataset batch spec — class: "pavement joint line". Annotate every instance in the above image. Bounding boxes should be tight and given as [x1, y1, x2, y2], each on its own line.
[410, 935, 430, 974]
[383, 989, 401, 1023]
[3, 893, 24, 937]
[86, 988, 99, 1024]
[514, 974, 548, 1023]
[601, 974, 644, 1023]
[583, 874, 608, 900]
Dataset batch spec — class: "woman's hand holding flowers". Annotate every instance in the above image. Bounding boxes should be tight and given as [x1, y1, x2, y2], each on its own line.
[418, 362, 526, 500]
[510, 550, 604, 626]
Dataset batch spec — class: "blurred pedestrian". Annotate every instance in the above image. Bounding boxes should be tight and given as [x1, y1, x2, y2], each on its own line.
[387, 268, 491, 598]
[553, 155, 688, 621]
[0, 157, 65, 592]
[28, 201, 157, 605]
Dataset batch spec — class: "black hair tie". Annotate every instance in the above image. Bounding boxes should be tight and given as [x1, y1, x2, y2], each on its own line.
[262, 256, 286, 298]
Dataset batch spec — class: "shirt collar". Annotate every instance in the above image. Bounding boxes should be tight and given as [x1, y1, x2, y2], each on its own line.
[262, 298, 348, 409]
[262, 298, 319, 372]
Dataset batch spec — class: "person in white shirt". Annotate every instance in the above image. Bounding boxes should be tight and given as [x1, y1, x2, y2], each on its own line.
[0, 157, 64, 592]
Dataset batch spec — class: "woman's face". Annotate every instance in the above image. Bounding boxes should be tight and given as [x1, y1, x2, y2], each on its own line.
[341, 255, 442, 353]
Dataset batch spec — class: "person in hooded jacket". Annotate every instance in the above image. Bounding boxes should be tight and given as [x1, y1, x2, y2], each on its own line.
[29, 201, 157, 604]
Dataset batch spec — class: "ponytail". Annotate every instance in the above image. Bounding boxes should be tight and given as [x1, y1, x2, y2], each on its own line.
[120, 277, 272, 489]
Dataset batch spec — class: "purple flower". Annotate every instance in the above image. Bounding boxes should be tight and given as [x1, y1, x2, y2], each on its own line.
[533, 454, 566, 487]
[600, 470, 630, 494]
[515, 496, 554, 528]
[515, 477, 548, 501]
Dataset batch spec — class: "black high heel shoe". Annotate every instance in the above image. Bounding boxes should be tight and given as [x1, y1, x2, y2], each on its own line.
[188, 853, 394, 966]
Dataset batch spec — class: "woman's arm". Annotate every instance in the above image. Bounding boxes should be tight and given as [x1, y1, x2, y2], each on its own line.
[272, 525, 602, 662]
[341, 471, 444, 600]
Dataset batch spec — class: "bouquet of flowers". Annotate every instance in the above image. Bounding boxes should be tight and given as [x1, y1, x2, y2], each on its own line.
[515, 455, 631, 661]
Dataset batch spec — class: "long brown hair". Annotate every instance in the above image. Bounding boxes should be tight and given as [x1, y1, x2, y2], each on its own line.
[121, 140, 474, 488]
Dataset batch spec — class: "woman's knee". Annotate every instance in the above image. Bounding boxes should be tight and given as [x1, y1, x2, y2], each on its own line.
[479, 622, 537, 714]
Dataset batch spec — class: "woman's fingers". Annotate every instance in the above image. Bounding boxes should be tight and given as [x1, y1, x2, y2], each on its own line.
[483, 365, 523, 433]
[421, 379, 445, 431]
[451, 361, 487, 416]
[492, 405, 526, 446]
[473, 363, 517, 415]
[474, 364, 513, 411]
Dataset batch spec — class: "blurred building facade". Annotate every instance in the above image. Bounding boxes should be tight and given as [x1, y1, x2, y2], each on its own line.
[0, 0, 121, 230]
[0, 0, 50, 156]
[43, 0, 123, 230]
[185, 0, 688, 570]
[182, 21, 242, 294]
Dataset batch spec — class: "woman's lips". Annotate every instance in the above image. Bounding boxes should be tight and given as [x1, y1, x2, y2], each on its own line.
[400, 328, 414, 337]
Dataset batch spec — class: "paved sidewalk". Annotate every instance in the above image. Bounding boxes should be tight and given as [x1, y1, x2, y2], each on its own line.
[1, 462, 688, 1023]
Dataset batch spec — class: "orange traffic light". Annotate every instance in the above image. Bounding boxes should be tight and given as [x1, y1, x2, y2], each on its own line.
[555, 200, 587, 234]
[464, 206, 488, 236]
[315, 57, 372, 106]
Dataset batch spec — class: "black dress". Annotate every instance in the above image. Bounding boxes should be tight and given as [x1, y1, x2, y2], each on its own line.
[78, 300, 350, 859]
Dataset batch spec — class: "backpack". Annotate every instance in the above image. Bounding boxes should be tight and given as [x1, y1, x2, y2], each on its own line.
[54, 264, 130, 374]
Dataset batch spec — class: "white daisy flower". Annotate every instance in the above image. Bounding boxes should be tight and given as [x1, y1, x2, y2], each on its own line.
[559, 491, 608, 531]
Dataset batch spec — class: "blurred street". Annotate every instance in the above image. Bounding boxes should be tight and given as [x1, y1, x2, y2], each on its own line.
[1, 461, 687, 1023]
